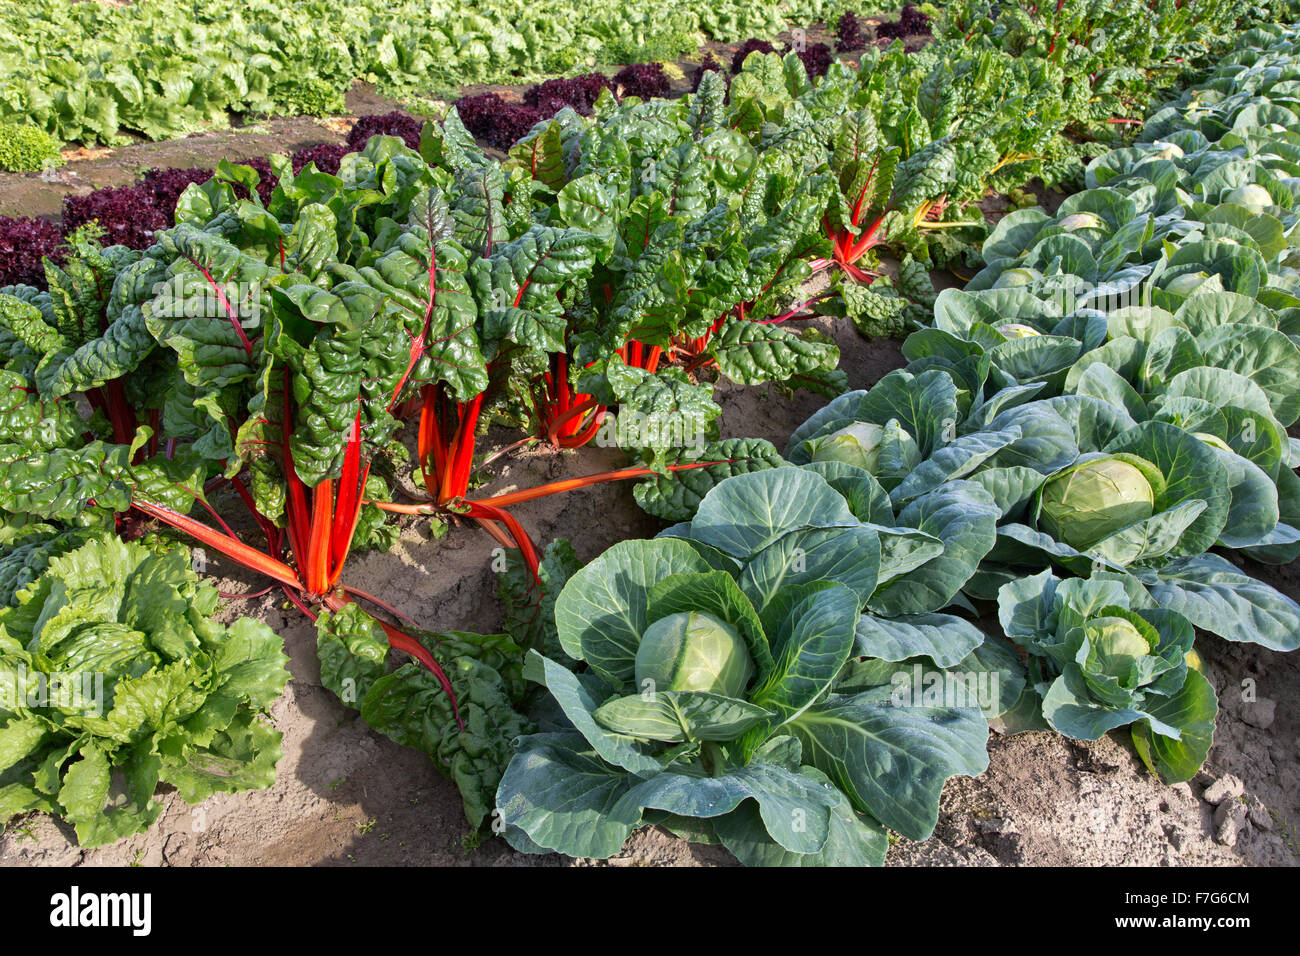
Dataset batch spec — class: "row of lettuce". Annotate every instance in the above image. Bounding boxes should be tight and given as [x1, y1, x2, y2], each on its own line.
[0, 5, 1285, 852]
[0, 0, 858, 151]
[491, 24, 1300, 864]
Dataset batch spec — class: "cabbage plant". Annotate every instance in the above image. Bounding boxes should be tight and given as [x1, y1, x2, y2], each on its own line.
[496, 467, 1009, 865]
[1037, 455, 1158, 550]
[997, 570, 1217, 783]
[787, 369, 1300, 653]
[980, 412, 1300, 653]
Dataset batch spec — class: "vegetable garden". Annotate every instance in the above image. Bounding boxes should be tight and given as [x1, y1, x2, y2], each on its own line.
[1, 0, 1299, 866]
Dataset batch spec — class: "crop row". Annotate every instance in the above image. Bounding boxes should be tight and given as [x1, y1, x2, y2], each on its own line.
[0, 0, 857, 149]
[0, 2, 1293, 859]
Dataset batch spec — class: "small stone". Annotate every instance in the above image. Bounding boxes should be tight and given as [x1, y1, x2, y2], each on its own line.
[1169, 829, 1185, 851]
[1242, 697, 1276, 730]
[1245, 794, 1273, 831]
[1213, 800, 1248, 847]
[1203, 774, 1244, 805]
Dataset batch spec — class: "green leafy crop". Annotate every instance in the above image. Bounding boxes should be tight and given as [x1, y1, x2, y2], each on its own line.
[316, 604, 532, 830]
[274, 78, 348, 118]
[998, 571, 1217, 783]
[497, 466, 1012, 864]
[0, 535, 289, 847]
[0, 123, 62, 172]
[0, 0, 833, 145]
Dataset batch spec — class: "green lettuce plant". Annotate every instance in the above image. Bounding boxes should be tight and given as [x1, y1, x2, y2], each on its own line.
[0, 535, 289, 846]
[0, 122, 62, 172]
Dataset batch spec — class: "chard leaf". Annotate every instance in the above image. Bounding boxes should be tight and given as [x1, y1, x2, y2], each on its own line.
[632, 438, 784, 522]
[710, 320, 840, 386]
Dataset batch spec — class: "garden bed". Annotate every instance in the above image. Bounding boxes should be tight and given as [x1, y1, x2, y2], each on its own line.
[1, 295, 1294, 867]
[1, 3, 1297, 869]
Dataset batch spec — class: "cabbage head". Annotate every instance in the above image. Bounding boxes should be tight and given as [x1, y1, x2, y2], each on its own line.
[635, 610, 754, 696]
[1038, 454, 1159, 550]
[1083, 615, 1155, 681]
[809, 422, 885, 473]
[1223, 184, 1272, 212]
[992, 266, 1042, 289]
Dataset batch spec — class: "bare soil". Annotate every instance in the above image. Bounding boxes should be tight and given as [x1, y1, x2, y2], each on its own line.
[0, 18, 1295, 868]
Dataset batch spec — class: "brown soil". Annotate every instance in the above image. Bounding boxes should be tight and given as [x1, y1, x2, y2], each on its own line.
[0, 17, 1295, 869]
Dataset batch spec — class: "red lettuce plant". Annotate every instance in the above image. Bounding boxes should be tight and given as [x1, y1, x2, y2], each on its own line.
[613, 63, 671, 100]
[796, 42, 833, 78]
[524, 74, 614, 115]
[877, 3, 933, 39]
[346, 111, 426, 150]
[457, 94, 547, 149]
[291, 143, 351, 175]
[0, 215, 65, 287]
[836, 12, 865, 51]
[62, 185, 168, 250]
[140, 167, 215, 224]
[731, 39, 776, 73]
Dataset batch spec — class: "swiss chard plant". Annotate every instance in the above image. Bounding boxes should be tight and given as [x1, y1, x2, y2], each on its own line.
[509, 74, 846, 459]
[315, 604, 534, 830]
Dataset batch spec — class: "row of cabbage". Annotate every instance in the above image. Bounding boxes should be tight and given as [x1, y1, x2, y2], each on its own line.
[491, 24, 1300, 865]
